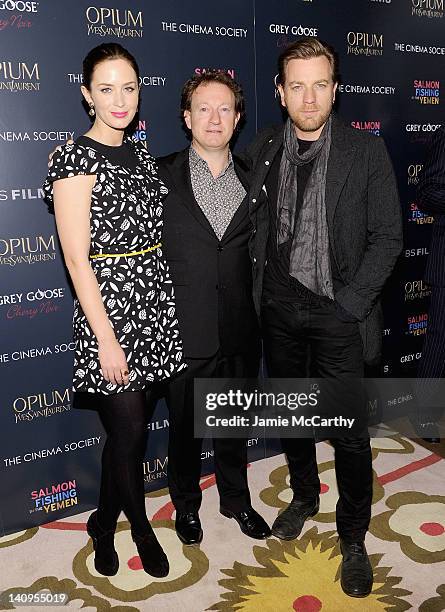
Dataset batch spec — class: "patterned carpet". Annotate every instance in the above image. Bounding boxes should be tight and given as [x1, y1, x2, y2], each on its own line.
[1, 432, 444, 612]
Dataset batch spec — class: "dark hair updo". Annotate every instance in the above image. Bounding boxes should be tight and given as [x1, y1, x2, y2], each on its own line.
[82, 42, 140, 89]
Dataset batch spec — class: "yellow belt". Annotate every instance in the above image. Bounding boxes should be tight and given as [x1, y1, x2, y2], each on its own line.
[90, 243, 162, 260]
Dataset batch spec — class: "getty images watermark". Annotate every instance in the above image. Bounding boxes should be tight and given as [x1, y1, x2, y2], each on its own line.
[194, 378, 445, 439]
[205, 388, 355, 431]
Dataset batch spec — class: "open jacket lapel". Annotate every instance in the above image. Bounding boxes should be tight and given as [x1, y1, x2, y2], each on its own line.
[220, 155, 251, 241]
[250, 119, 356, 229]
[257, 130, 283, 193]
[167, 149, 217, 238]
[325, 117, 356, 229]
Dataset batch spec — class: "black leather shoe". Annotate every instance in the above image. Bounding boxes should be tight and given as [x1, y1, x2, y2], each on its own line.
[220, 506, 271, 539]
[271, 497, 319, 540]
[86, 511, 119, 576]
[340, 539, 373, 597]
[132, 528, 169, 578]
[175, 512, 203, 545]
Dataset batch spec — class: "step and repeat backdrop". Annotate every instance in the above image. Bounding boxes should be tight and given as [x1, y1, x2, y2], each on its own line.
[0, 0, 443, 535]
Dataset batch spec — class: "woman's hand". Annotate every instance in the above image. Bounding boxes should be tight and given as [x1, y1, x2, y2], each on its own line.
[98, 337, 130, 386]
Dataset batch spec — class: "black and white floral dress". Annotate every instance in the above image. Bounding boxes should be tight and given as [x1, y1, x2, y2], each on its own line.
[43, 135, 186, 396]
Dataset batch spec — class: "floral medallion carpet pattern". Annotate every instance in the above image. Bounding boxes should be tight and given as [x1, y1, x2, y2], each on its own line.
[0, 434, 443, 611]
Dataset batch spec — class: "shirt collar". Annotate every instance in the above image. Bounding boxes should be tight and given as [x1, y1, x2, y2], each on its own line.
[189, 145, 234, 178]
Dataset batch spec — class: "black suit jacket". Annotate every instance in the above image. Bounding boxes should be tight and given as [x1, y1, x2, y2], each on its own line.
[417, 126, 445, 287]
[243, 115, 403, 364]
[157, 148, 260, 359]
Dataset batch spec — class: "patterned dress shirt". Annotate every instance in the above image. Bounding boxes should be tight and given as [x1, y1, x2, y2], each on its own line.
[189, 146, 246, 240]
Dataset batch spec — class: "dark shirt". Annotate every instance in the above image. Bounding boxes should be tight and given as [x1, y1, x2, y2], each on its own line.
[263, 139, 342, 303]
[76, 135, 138, 170]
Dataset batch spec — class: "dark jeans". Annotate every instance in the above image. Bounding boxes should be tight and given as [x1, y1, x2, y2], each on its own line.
[262, 297, 373, 542]
[160, 349, 260, 514]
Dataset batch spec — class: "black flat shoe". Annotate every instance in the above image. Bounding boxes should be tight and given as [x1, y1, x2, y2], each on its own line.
[220, 506, 271, 539]
[175, 512, 203, 545]
[132, 528, 169, 578]
[340, 539, 373, 598]
[86, 511, 119, 576]
[271, 497, 319, 540]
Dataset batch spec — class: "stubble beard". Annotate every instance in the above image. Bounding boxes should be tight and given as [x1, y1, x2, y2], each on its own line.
[291, 105, 332, 135]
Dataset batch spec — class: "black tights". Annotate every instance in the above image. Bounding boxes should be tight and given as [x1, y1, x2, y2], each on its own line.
[96, 391, 151, 535]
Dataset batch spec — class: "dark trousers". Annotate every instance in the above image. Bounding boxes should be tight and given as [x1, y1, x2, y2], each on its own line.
[164, 349, 260, 514]
[262, 297, 373, 542]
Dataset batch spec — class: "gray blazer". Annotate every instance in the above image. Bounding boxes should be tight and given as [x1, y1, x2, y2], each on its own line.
[244, 115, 403, 365]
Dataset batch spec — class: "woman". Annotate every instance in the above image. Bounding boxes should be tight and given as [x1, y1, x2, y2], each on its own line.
[43, 43, 185, 578]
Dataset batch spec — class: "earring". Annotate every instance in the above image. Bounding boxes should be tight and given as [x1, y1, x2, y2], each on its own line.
[88, 102, 95, 117]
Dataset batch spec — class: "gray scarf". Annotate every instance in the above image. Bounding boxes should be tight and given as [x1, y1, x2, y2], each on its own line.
[277, 114, 333, 299]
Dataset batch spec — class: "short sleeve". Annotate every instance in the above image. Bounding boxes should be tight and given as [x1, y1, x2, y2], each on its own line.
[42, 142, 102, 212]
[130, 137, 168, 198]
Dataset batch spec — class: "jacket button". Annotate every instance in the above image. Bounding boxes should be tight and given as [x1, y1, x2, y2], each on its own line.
[217, 245, 223, 252]
[252, 198, 256, 203]
[265, 161, 270, 166]
[253, 257, 257, 263]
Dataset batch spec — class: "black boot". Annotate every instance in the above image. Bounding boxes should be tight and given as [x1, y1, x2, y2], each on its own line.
[340, 539, 373, 597]
[132, 527, 169, 578]
[86, 511, 119, 576]
[271, 497, 319, 540]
